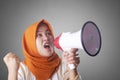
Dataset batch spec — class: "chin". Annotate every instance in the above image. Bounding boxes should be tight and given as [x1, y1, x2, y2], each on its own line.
[44, 51, 53, 57]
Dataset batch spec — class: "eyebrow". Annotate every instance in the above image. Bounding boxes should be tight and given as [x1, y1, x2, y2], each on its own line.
[36, 30, 50, 33]
[36, 31, 42, 32]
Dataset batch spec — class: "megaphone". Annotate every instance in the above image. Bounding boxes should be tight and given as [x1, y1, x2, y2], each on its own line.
[54, 21, 102, 69]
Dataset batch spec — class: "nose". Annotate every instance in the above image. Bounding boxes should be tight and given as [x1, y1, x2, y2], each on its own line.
[43, 34, 49, 41]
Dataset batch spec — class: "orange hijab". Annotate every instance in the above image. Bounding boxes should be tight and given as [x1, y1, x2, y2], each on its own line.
[22, 19, 61, 80]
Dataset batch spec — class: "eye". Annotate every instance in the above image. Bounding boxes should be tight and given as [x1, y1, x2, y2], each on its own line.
[46, 31, 52, 36]
[37, 33, 42, 37]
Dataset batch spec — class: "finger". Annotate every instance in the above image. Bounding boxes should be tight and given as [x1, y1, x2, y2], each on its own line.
[12, 54, 19, 59]
[8, 53, 19, 59]
[65, 55, 75, 64]
[67, 60, 75, 64]
[67, 52, 78, 58]
[68, 56, 80, 64]
[62, 51, 69, 58]
[70, 48, 78, 53]
[3, 52, 13, 61]
[4, 52, 13, 58]
[9, 57, 20, 64]
[67, 56, 75, 62]
[5, 52, 16, 58]
[75, 57, 80, 64]
[76, 53, 79, 57]
[6, 53, 20, 62]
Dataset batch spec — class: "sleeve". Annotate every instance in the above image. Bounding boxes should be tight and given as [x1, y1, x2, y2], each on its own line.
[18, 62, 26, 80]
[18, 62, 35, 80]
[61, 61, 82, 80]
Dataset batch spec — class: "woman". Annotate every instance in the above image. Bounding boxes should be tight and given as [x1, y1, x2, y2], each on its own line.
[3, 19, 81, 80]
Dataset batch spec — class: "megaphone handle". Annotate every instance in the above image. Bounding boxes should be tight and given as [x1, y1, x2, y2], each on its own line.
[63, 48, 76, 70]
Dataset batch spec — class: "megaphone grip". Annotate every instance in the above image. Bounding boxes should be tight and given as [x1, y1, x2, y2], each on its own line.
[68, 64, 75, 70]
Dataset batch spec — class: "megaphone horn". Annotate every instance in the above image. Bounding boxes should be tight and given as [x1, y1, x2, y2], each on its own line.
[54, 21, 102, 69]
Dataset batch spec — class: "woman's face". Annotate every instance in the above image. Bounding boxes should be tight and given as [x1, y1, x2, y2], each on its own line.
[36, 24, 54, 57]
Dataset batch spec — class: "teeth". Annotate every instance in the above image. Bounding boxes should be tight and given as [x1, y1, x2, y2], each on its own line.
[44, 43, 50, 48]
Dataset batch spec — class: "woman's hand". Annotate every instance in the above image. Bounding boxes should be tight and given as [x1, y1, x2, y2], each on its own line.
[3, 52, 20, 73]
[3, 52, 20, 80]
[62, 48, 80, 69]
[62, 48, 80, 80]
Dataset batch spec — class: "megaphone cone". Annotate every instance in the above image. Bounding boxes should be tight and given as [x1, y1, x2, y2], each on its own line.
[54, 21, 102, 69]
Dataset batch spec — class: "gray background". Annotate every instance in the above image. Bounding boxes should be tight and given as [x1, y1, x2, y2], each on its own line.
[0, 0, 120, 80]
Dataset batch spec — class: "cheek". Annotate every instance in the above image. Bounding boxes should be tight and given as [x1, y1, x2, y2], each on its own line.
[36, 38, 42, 51]
[51, 38, 55, 51]
[50, 36, 54, 43]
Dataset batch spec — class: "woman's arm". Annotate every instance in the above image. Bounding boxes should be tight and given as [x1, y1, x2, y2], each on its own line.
[3, 52, 20, 80]
[69, 68, 80, 80]
[62, 48, 81, 80]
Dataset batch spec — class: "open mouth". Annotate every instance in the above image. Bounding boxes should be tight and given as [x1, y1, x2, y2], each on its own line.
[44, 44, 50, 49]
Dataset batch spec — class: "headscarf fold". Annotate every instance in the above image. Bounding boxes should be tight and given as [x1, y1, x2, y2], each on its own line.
[22, 19, 61, 80]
